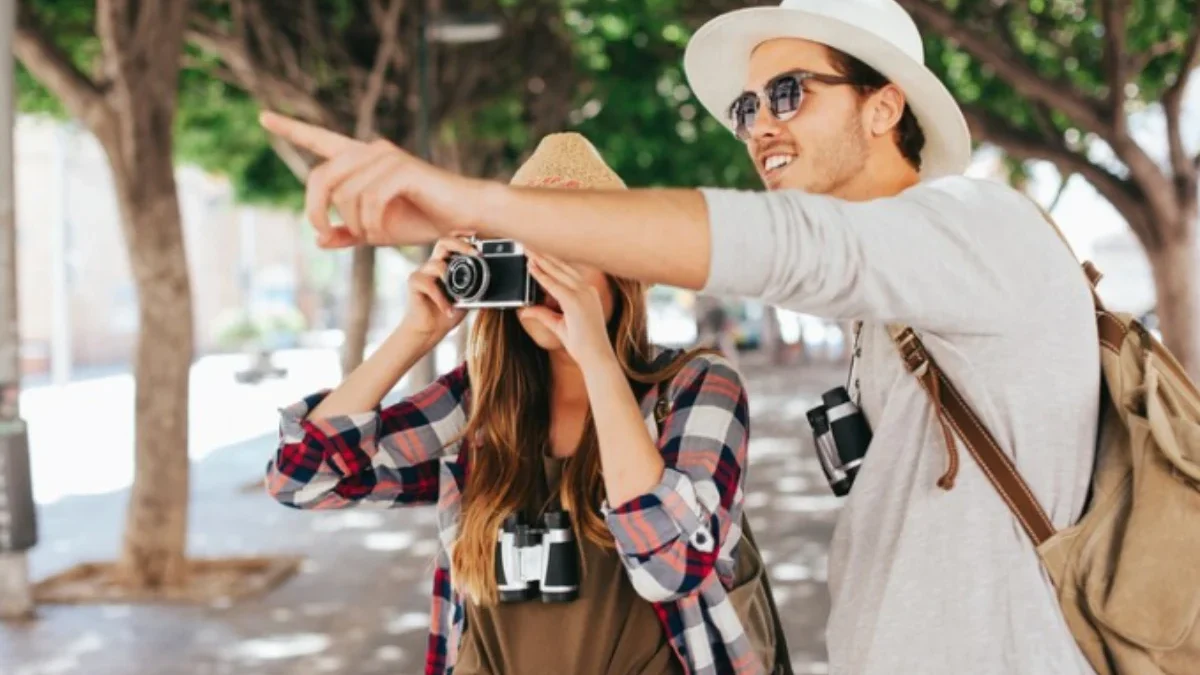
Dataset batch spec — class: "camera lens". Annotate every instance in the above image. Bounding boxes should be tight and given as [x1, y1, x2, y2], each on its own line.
[443, 256, 490, 302]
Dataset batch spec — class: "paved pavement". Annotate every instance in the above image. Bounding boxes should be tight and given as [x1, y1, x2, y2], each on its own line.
[1, 355, 848, 675]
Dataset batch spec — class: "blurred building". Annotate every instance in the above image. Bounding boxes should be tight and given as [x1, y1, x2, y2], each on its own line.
[13, 116, 324, 377]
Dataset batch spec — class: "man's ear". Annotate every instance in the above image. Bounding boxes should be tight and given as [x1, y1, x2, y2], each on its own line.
[868, 84, 906, 138]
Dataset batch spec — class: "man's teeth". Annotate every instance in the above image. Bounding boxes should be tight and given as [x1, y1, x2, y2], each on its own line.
[764, 155, 794, 172]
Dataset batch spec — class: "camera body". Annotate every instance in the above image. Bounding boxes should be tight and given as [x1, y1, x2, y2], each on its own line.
[495, 510, 579, 603]
[443, 239, 543, 309]
[806, 386, 872, 496]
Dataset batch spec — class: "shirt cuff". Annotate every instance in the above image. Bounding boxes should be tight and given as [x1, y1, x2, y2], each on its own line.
[279, 389, 382, 475]
[604, 467, 717, 556]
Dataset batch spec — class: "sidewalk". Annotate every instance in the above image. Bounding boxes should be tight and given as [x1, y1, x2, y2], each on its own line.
[1, 355, 849, 675]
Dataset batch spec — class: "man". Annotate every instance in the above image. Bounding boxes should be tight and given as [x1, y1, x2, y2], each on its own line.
[694, 295, 739, 367]
[261, 1, 1099, 673]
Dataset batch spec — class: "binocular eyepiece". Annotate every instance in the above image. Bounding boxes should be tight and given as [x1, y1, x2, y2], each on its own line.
[495, 510, 580, 603]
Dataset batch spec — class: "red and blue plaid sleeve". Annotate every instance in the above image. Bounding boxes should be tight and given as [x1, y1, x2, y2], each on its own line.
[265, 362, 471, 509]
[604, 354, 749, 602]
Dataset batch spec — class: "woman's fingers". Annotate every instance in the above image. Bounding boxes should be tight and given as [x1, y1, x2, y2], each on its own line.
[528, 258, 573, 304]
[410, 273, 455, 318]
[529, 253, 583, 287]
[431, 236, 478, 262]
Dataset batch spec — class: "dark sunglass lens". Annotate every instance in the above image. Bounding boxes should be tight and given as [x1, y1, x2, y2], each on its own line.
[769, 75, 802, 118]
[731, 94, 759, 137]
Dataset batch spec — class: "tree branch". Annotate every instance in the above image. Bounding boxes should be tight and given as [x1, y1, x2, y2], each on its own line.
[1130, 36, 1186, 74]
[1163, 16, 1200, 181]
[1100, 0, 1130, 137]
[356, 0, 406, 139]
[12, 3, 110, 130]
[896, 0, 1110, 138]
[301, 0, 332, 65]
[961, 103, 1154, 245]
[1047, 172, 1073, 214]
[240, 1, 306, 88]
[186, 21, 333, 125]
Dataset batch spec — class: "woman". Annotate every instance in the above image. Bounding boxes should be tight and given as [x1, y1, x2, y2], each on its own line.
[266, 134, 771, 675]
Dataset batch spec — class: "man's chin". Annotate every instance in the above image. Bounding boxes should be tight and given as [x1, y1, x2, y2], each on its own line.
[762, 167, 799, 191]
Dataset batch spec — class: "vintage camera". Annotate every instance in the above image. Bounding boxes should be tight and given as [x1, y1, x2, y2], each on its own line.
[442, 238, 543, 309]
[806, 386, 873, 497]
[495, 511, 579, 603]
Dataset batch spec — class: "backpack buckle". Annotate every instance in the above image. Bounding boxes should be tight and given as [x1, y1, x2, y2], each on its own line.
[895, 328, 929, 374]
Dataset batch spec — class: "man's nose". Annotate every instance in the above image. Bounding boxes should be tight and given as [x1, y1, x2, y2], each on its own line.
[748, 103, 784, 143]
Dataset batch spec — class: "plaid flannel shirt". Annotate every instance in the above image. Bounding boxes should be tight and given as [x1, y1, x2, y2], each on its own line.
[266, 352, 760, 675]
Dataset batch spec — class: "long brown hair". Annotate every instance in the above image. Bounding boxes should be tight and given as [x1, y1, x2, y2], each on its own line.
[451, 276, 703, 604]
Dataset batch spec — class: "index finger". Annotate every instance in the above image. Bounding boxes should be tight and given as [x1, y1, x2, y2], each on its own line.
[259, 111, 360, 158]
[432, 237, 478, 260]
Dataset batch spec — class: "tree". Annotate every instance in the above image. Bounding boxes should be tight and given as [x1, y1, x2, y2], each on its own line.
[896, 0, 1200, 372]
[566, 0, 759, 189]
[187, 0, 579, 382]
[14, 0, 194, 589]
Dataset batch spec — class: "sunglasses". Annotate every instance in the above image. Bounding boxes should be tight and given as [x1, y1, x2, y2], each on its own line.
[728, 70, 856, 140]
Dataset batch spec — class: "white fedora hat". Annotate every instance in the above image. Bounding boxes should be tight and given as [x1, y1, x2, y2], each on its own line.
[684, 0, 972, 180]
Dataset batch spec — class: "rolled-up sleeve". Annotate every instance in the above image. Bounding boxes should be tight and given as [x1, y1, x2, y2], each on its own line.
[605, 354, 749, 602]
[266, 363, 470, 509]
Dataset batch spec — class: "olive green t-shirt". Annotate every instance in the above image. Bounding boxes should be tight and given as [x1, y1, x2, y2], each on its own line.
[454, 456, 684, 675]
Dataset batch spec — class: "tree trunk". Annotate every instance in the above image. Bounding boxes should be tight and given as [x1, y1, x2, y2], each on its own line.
[107, 128, 194, 590]
[1147, 215, 1200, 379]
[408, 352, 438, 394]
[87, 98, 194, 583]
[341, 245, 377, 375]
[14, 0, 193, 590]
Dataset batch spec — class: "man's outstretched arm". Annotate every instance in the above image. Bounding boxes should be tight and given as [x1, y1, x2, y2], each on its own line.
[477, 184, 713, 289]
[260, 111, 715, 290]
[260, 111, 1030, 335]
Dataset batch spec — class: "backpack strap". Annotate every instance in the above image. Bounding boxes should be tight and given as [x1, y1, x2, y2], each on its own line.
[882, 203, 1119, 546]
[887, 325, 1057, 546]
[740, 515, 796, 675]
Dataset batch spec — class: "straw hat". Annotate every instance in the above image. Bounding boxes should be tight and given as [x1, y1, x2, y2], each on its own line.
[509, 133, 627, 190]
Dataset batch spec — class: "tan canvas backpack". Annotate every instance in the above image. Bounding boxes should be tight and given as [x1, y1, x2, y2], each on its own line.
[886, 213, 1200, 674]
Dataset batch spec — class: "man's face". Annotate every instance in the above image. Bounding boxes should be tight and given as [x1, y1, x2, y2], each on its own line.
[741, 39, 869, 195]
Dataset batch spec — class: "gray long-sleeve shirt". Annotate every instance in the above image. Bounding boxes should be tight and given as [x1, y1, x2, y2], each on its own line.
[701, 176, 1099, 675]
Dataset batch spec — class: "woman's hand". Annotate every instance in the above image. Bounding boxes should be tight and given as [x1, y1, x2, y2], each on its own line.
[399, 237, 475, 348]
[521, 254, 616, 368]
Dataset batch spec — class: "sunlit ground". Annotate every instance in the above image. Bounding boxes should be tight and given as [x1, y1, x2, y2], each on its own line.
[21, 342, 460, 505]
[6, 332, 843, 675]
